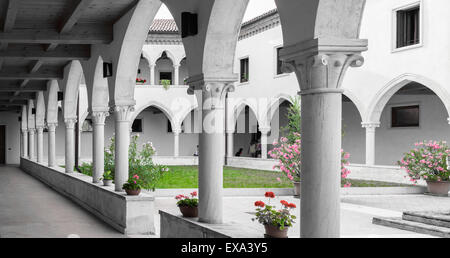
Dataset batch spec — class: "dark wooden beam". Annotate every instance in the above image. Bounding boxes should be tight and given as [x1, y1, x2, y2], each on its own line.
[0, 25, 113, 45]
[0, 82, 47, 92]
[0, 44, 90, 61]
[0, 66, 63, 80]
[3, 0, 20, 32]
[60, 0, 95, 33]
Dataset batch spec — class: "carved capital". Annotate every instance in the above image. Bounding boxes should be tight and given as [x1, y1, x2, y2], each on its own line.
[112, 105, 135, 122]
[64, 118, 77, 129]
[186, 74, 237, 107]
[279, 38, 367, 94]
[46, 123, 58, 132]
[91, 111, 110, 125]
[28, 128, 36, 135]
[362, 122, 380, 130]
[36, 126, 44, 133]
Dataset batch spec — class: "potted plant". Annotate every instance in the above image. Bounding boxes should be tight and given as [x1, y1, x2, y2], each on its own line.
[175, 191, 198, 217]
[122, 174, 142, 196]
[252, 192, 296, 238]
[160, 79, 171, 90]
[101, 170, 113, 186]
[136, 78, 146, 84]
[399, 141, 450, 196]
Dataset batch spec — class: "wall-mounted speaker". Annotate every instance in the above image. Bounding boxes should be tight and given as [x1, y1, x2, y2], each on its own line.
[103, 62, 113, 78]
[57, 91, 64, 101]
[18, 116, 21, 122]
[181, 12, 198, 38]
[32, 108, 36, 115]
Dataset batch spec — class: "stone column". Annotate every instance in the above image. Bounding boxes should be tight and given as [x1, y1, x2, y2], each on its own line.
[92, 111, 109, 183]
[189, 77, 236, 224]
[173, 129, 181, 157]
[173, 64, 180, 85]
[280, 39, 367, 238]
[260, 128, 271, 159]
[28, 128, 36, 161]
[150, 64, 155, 85]
[113, 105, 134, 192]
[36, 126, 44, 163]
[22, 129, 28, 158]
[47, 123, 57, 167]
[362, 122, 380, 166]
[226, 131, 234, 158]
[65, 118, 77, 173]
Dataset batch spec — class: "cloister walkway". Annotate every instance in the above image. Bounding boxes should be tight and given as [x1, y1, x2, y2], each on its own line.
[0, 166, 123, 238]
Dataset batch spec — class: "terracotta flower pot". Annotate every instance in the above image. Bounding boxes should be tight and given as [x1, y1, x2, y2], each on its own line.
[426, 181, 450, 196]
[125, 189, 141, 196]
[264, 224, 289, 238]
[179, 206, 198, 218]
[293, 181, 300, 197]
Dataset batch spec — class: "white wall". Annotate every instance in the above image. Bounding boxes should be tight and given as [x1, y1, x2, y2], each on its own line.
[0, 112, 21, 164]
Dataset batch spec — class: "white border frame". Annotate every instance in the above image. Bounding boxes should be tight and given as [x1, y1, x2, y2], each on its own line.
[391, 0, 424, 53]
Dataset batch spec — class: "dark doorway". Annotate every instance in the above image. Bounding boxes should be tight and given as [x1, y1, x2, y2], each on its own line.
[0, 126, 6, 164]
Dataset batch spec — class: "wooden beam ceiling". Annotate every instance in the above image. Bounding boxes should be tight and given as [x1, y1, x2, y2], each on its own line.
[0, 44, 90, 61]
[0, 81, 47, 92]
[0, 66, 63, 80]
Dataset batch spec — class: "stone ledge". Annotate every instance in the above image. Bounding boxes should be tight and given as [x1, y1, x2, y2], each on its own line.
[20, 158, 155, 235]
[159, 210, 261, 238]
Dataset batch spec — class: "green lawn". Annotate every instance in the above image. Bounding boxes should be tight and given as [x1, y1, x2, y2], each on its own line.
[156, 166, 406, 189]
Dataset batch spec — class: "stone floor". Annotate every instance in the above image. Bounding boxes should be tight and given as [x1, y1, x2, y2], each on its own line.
[0, 165, 445, 238]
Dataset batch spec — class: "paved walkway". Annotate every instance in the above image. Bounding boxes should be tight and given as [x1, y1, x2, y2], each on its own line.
[0, 166, 123, 238]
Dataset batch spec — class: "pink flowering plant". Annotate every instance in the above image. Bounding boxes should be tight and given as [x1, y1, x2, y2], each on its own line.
[269, 134, 301, 182]
[122, 174, 143, 191]
[175, 191, 198, 208]
[398, 141, 450, 183]
[341, 149, 352, 188]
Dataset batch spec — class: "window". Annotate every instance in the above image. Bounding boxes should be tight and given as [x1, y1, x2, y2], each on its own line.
[132, 119, 143, 133]
[160, 72, 172, 85]
[240, 58, 249, 83]
[167, 119, 172, 133]
[276, 47, 284, 75]
[391, 105, 420, 128]
[396, 6, 420, 49]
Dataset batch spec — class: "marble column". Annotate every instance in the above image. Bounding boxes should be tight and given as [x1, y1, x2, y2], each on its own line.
[47, 123, 57, 167]
[22, 129, 28, 158]
[92, 111, 109, 183]
[280, 39, 367, 238]
[36, 126, 44, 163]
[173, 129, 180, 157]
[190, 78, 235, 224]
[65, 118, 77, 173]
[260, 128, 270, 159]
[362, 122, 380, 166]
[226, 131, 234, 158]
[28, 128, 36, 161]
[113, 105, 134, 192]
[173, 65, 180, 85]
[150, 64, 155, 85]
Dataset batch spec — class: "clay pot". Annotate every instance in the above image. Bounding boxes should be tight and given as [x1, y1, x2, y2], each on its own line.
[179, 206, 198, 218]
[264, 224, 289, 238]
[103, 179, 113, 186]
[293, 181, 300, 197]
[125, 189, 141, 196]
[426, 181, 450, 196]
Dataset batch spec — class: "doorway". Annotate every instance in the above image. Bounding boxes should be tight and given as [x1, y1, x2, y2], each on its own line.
[0, 126, 6, 164]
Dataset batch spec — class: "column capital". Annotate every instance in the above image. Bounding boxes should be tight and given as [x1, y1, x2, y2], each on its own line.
[91, 111, 110, 125]
[36, 126, 44, 133]
[173, 64, 180, 69]
[187, 74, 238, 110]
[64, 118, 77, 129]
[28, 128, 36, 134]
[280, 38, 367, 95]
[172, 129, 182, 135]
[112, 105, 135, 122]
[46, 123, 58, 132]
[21, 128, 28, 134]
[361, 122, 380, 129]
[259, 127, 271, 134]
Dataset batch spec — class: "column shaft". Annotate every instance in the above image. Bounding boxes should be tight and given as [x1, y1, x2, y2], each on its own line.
[114, 106, 134, 191]
[65, 118, 76, 173]
[150, 64, 155, 85]
[173, 132, 180, 157]
[22, 129, 28, 158]
[226, 132, 234, 158]
[28, 129, 36, 161]
[92, 111, 109, 183]
[301, 91, 342, 238]
[36, 127, 44, 163]
[174, 65, 180, 85]
[364, 126, 377, 166]
[47, 124, 57, 167]
[260, 132, 268, 159]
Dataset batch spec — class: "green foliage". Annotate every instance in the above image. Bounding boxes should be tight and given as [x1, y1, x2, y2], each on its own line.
[122, 174, 143, 190]
[252, 193, 297, 230]
[160, 79, 171, 90]
[102, 170, 113, 181]
[281, 96, 301, 144]
[175, 191, 198, 208]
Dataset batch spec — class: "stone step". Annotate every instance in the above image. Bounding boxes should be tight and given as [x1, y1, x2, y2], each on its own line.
[403, 211, 450, 228]
[372, 217, 450, 238]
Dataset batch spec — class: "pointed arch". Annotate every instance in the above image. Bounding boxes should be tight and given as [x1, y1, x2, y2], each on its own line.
[343, 89, 365, 122]
[35, 91, 46, 128]
[46, 80, 60, 124]
[131, 100, 176, 130]
[60, 60, 83, 120]
[366, 74, 450, 123]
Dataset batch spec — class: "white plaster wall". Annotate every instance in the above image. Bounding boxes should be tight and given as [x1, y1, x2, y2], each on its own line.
[0, 112, 21, 164]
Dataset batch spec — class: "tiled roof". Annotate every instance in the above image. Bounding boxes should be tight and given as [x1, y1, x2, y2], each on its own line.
[149, 9, 278, 33]
[150, 19, 179, 32]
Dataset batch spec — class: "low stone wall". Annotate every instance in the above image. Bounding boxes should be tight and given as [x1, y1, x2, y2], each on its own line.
[20, 158, 155, 235]
[159, 210, 260, 238]
[226, 157, 279, 171]
[153, 156, 198, 166]
[347, 164, 427, 186]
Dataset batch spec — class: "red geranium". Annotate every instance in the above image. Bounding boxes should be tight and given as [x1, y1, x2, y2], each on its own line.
[265, 192, 275, 198]
[287, 203, 296, 209]
[254, 201, 265, 208]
